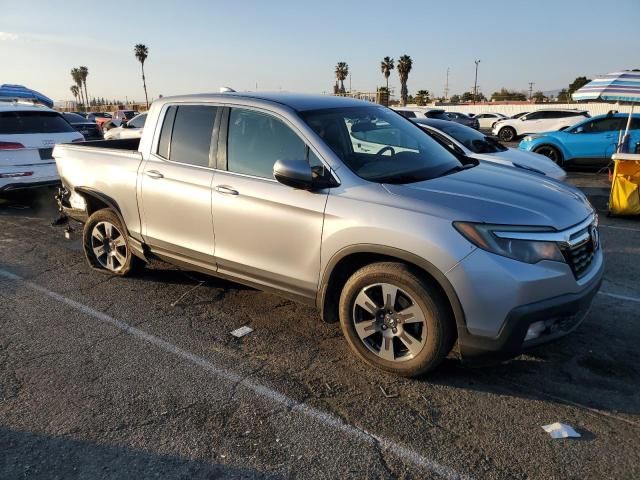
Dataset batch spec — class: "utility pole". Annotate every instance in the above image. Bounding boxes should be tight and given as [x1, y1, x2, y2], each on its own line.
[528, 82, 535, 100]
[444, 67, 450, 101]
[473, 60, 480, 104]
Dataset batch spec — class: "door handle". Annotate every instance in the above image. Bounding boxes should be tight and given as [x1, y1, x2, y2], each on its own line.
[145, 170, 164, 179]
[215, 185, 239, 195]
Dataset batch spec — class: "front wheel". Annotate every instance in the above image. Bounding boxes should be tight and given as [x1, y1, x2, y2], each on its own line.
[339, 262, 454, 377]
[83, 209, 142, 276]
[533, 145, 564, 166]
[498, 126, 516, 142]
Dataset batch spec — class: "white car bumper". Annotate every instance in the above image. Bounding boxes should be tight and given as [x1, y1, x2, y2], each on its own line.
[0, 162, 59, 193]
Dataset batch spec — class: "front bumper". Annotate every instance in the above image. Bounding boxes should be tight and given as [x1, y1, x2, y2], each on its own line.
[456, 269, 602, 360]
[447, 240, 604, 361]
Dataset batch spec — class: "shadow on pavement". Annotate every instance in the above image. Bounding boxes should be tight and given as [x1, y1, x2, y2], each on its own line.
[0, 427, 278, 480]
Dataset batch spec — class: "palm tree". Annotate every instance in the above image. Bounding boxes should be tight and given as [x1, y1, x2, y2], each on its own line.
[380, 56, 394, 90]
[70, 85, 80, 105]
[70, 68, 84, 106]
[134, 44, 149, 109]
[78, 66, 89, 112]
[397, 55, 413, 106]
[335, 62, 349, 94]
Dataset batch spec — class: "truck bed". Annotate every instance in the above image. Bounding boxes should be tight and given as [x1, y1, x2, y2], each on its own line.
[53, 138, 145, 237]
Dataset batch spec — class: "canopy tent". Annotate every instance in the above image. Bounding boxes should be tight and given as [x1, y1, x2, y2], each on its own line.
[0, 84, 54, 108]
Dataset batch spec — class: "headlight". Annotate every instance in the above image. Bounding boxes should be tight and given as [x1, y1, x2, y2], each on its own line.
[453, 222, 564, 264]
[523, 135, 541, 142]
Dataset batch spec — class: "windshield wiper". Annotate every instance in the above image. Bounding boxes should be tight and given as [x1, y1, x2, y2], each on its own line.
[439, 163, 475, 177]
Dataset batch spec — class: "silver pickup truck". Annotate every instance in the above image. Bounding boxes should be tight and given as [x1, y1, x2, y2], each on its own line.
[54, 92, 603, 377]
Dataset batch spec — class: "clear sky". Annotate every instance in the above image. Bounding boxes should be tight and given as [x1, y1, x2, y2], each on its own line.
[1, 0, 638, 103]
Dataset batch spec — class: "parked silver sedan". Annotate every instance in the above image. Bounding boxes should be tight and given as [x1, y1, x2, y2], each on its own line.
[412, 118, 566, 181]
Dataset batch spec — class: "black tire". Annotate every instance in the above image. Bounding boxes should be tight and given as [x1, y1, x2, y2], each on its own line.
[498, 126, 516, 142]
[339, 262, 455, 377]
[533, 145, 564, 166]
[82, 208, 143, 276]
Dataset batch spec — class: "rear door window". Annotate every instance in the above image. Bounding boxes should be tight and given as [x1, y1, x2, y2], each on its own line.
[0, 111, 76, 134]
[227, 108, 306, 179]
[156, 105, 217, 167]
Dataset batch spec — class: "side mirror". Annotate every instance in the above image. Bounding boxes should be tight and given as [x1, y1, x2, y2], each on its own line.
[573, 126, 583, 134]
[121, 121, 128, 128]
[273, 159, 314, 190]
[520, 116, 527, 121]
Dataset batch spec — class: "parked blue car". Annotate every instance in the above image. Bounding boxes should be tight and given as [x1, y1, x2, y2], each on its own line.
[519, 113, 640, 167]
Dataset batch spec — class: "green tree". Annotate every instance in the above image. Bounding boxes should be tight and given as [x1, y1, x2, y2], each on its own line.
[461, 91, 474, 102]
[335, 62, 349, 94]
[568, 76, 591, 95]
[491, 88, 526, 101]
[69, 85, 80, 105]
[70, 68, 84, 106]
[414, 89, 430, 106]
[397, 54, 413, 106]
[533, 91, 547, 102]
[134, 44, 150, 108]
[380, 56, 394, 90]
[450, 94, 461, 103]
[78, 66, 89, 111]
[557, 89, 570, 102]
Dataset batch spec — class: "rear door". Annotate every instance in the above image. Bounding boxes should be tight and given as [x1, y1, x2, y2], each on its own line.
[564, 117, 626, 164]
[139, 104, 219, 265]
[211, 107, 328, 300]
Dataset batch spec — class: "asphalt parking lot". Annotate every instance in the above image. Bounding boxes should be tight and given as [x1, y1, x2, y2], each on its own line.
[1, 187, 639, 479]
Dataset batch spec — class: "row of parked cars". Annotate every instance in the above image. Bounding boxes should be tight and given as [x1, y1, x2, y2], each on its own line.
[393, 106, 640, 168]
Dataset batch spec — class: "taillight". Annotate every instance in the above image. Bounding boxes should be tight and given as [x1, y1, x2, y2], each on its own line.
[0, 141, 25, 150]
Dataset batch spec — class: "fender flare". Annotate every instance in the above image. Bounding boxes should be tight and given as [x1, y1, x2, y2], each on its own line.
[317, 244, 466, 331]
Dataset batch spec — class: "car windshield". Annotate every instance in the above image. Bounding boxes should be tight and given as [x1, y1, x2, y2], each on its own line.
[435, 122, 508, 154]
[300, 106, 464, 183]
[425, 110, 449, 120]
[123, 111, 137, 119]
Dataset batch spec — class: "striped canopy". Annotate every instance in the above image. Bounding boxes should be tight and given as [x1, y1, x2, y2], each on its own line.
[0, 84, 54, 108]
[572, 71, 640, 103]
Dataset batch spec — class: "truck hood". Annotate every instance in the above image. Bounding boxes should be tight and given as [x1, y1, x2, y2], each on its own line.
[383, 163, 592, 230]
[471, 148, 566, 179]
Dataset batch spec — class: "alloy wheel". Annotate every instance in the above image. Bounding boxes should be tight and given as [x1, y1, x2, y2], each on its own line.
[90, 221, 127, 272]
[352, 283, 428, 362]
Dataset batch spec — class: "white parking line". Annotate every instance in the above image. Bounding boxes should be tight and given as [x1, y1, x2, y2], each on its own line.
[598, 291, 640, 304]
[0, 269, 471, 480]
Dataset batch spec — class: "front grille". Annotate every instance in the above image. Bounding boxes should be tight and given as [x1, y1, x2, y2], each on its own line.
[38, 148, 53, 160]
[561, 225, 597, 279]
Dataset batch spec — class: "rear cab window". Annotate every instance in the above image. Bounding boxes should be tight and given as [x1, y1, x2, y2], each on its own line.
[0, 111, 76, 134]
[156, 105, 218, 167]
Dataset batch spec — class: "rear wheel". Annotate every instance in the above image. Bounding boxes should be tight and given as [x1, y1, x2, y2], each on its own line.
[533, 145, 564, 166]
[339, 262, 454, 377]
[498, 126, 516, 142]
[83, 209, 142, 276]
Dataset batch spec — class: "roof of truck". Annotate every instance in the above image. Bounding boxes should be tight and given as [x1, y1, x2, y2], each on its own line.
[155, 92, 372, 112]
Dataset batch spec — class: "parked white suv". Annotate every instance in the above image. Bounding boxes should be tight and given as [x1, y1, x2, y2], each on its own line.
[474, 112, 508, 129]
[0, 102, 84, 194]
[493, 109, 590, 142]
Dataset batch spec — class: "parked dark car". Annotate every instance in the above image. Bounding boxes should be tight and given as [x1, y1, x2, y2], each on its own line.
[446, 112, 480, 129]
[62, 112, 103, 140]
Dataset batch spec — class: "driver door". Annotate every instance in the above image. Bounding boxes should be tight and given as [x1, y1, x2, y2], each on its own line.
[564, 117, 624, 164]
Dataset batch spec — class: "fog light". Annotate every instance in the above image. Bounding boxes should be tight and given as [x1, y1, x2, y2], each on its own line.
[525, 320, 546, 341]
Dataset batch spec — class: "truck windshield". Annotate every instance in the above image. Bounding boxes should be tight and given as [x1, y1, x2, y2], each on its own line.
[300, 106, 463, 184]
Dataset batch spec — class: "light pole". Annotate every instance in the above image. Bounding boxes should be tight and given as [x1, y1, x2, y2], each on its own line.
[473, 60, 480, 104]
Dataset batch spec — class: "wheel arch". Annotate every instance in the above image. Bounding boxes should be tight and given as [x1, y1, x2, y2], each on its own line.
[317, 244, 465, 333]
[532, 142, 567, 163]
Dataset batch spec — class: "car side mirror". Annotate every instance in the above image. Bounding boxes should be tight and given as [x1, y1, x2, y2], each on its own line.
[520, 117, 527, 121]
[121, 121, 128, 128]
[273, 159, 314, 190]
[574, 126, 584, 134]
